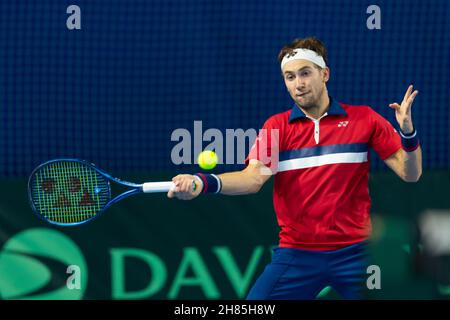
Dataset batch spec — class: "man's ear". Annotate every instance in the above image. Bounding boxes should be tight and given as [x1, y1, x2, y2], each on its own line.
[323, 67, 330, 83]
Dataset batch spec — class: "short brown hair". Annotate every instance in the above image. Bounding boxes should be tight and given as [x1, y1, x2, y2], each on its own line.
[277, 37, 328, 67]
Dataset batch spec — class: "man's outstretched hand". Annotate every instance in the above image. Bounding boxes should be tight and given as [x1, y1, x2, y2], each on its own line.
[389, 84, 419, 134]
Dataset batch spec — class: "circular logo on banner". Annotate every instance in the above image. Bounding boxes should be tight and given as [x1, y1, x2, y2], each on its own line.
[0, 228, 87, 299]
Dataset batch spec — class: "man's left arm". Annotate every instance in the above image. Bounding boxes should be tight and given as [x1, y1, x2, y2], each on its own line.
[384, 85, 422, 182]
[384, 145, 422, 182]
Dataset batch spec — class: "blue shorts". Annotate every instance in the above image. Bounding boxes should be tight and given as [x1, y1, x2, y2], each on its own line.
[246, 241, 369, 300]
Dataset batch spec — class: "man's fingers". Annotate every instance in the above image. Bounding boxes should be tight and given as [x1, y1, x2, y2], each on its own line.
[168, 175, 198, 200]
[408, 90, 419, 104]
[403, 84, 414, 102]
[186, 179, 194, 193]
[180, 179, 190, 193]
[391, 88, 418, 112]
[171, 177, 180, 186]
[402, 90, 418, 114]
[389, 103, 400, 109]
[168, 179, 181, 198]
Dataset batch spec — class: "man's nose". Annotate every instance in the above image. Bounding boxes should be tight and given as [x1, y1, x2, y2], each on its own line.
[295, 77, 305, 90]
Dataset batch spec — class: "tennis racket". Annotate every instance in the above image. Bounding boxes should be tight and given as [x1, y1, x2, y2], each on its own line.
[28, 159, 183, 226]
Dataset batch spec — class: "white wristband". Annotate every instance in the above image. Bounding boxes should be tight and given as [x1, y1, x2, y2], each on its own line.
[193, 175, 204, 192]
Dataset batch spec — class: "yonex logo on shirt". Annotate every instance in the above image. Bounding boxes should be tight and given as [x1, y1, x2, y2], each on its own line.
[338, 121, 349, 127]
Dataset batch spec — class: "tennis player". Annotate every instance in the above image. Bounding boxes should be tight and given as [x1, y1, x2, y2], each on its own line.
[167, 37, 422, 299]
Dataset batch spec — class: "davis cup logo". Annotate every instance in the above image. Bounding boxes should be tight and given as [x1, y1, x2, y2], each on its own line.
[0, 228, 87, 299]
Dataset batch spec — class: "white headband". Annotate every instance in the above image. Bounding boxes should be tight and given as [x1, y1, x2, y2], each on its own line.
[280, 48, 326, 70]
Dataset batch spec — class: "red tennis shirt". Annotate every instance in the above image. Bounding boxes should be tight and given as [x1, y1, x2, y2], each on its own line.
[245, 97, 401, 251]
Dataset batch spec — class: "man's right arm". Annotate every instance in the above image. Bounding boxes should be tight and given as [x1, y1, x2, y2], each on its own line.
[167, 160, 272, 200]
[218, 159, 273, 195]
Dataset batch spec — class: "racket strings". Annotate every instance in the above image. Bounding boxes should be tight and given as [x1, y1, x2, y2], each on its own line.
[30, 161, 110, 224]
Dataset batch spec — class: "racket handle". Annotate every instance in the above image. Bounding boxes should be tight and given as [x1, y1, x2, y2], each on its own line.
[142, 181, 176, 193]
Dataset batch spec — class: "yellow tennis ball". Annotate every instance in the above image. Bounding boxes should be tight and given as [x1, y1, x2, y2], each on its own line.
[197, 150, 218, 170]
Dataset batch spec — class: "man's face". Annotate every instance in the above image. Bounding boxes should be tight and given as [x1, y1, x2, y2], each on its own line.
[282, 60, 329, 109]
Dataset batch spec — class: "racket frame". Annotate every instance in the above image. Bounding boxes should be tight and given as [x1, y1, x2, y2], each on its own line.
[28, 158, 158, 227]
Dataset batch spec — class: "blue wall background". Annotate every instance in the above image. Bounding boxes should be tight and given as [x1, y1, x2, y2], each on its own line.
[1, 0, 449, 176]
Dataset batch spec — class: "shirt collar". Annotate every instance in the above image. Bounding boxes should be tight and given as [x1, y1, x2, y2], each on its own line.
[288, 96, 347, 123]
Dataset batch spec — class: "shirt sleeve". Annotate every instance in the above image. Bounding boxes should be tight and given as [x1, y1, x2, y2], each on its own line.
[368, 107, 402, 160]
[244, 117, 280, 172]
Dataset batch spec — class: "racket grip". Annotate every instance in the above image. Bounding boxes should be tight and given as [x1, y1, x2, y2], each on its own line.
[142, 181, 176, 193]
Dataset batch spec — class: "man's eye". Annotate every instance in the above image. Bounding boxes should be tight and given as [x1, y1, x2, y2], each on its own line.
[301, 71, 309, 76]
[286, 75, 294, 80]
